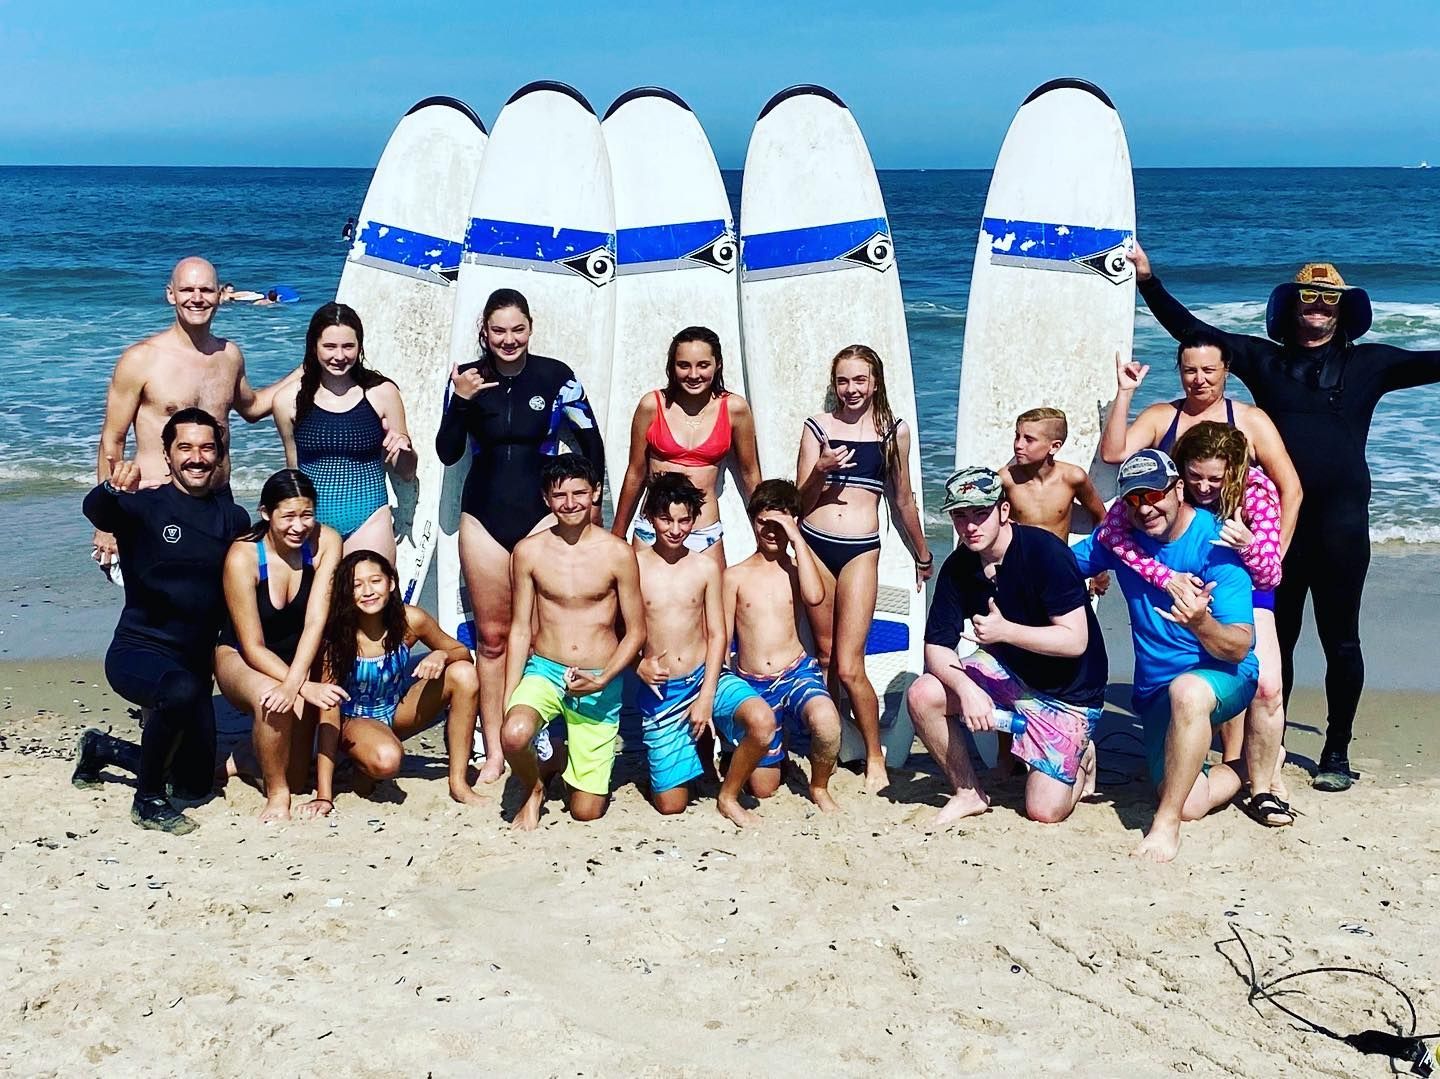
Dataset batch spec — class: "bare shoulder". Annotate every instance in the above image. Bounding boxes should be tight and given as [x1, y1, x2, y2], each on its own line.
[1058, 461, 1091, 485]
[116, 335, 164, 377]
[314, 524, 344, 559]
[224, 536, 259, 572]
[511, 532, 544, 566]
[635, 391, 660, 420]
[725, 392, 753, 419]
[998, 463, 1016, 483]
[596, 528, 639, 565]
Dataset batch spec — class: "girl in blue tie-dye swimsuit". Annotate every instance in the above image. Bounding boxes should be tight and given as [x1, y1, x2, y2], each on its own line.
[307, 550, 483, 814]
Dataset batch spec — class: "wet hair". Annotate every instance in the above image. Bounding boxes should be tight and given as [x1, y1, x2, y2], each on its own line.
[240, 468, 317, 542]
[1171, 421, 1250, 521]
[747, 478, 802, 520]
[642, 471, 706, 521]
[1176, 327, 1231, 370]
[323, 550, 407, 687]
[295, 302, 393, 423]
[826, 344, 903, 482]
[267, 290, 279, 302]
[162, 407, 226, 458]
[663, 326, 727, 403]
[221, 282, 234, 292]
[475, 288, 533, 381]
[1016, 406, 1068, 444]
[541, 452, 599, 493]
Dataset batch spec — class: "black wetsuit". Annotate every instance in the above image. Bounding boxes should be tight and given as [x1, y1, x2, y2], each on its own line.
[1139, 275, 1440, 764]
[435, 353, 605, 550]
[83, 481, 250, 799]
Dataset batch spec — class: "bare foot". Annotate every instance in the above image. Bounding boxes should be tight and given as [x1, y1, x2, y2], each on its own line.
[863, 756, 889, 793]
[716, 793, 761, 828]
[476, 758, 505, 785]
[257, 795, 291, 823]
[809, 786, 841, 814]
[511, 782, 544, 831]
[934, 789, 989, 827]
[1272, 745, 1290, 803]
[449, 782, 490, 807]
[1133, 819, 1182, 863]
[1078, 743, 1098, 799]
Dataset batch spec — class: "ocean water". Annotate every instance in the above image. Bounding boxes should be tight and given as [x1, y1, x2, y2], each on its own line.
[3, 165, 1440, 544]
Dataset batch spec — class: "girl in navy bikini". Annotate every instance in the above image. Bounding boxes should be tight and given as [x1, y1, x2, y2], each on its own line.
[795, 344, 932, 791]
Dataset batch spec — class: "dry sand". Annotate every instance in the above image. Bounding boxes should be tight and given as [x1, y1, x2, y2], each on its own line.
[3, 683, 1438, 1078]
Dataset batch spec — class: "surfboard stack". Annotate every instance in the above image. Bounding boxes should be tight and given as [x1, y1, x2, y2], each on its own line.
[341, 78, 1136, 769]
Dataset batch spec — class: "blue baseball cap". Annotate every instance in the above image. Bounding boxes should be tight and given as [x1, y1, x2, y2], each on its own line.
[1116, 449, 1179, 497]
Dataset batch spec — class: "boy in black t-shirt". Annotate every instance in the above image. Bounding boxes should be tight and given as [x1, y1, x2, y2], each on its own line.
[906, 467, 1108, 826]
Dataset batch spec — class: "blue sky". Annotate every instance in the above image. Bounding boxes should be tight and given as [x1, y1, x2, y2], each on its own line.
[2, 1, 1437, 168]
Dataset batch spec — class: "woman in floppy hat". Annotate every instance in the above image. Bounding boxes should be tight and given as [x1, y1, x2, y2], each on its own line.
[1127, 241, 1440, 793]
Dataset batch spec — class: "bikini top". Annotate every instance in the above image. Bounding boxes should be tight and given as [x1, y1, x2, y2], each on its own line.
[805, 416, 897, 494]
[645, 390, 732, 467]
[1157, 398, 1236, 453]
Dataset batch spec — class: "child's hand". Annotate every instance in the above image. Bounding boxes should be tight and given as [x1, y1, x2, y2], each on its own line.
[301, 681, 350, 709]
[637, 651, 671, 698]
[414, 652, 448, 681]
[1087, 570, 1111, 597]
[688, 698, 716, 741]
[564, 667, 606, 697]
[815, 427, 856, 476]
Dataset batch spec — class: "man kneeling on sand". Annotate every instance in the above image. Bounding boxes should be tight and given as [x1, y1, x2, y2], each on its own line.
[907, 467, 1108, 826]
[501, 455, 647, 831]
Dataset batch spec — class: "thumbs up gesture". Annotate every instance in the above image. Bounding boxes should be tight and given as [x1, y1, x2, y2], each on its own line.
[1211, 509, 1255, 552]
[962, 596, 1010, 647]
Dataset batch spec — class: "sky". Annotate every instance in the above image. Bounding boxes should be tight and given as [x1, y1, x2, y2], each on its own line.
[2, 1, 1438, 168]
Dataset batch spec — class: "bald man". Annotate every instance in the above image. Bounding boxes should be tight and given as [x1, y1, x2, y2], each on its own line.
[93, 257, 297, 575]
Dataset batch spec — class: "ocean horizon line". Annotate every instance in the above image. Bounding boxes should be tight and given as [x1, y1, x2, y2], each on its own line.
[0, 162, 1432, 173]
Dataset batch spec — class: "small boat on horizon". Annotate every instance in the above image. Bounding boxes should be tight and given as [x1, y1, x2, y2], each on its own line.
[1403, 159, 1431, 169]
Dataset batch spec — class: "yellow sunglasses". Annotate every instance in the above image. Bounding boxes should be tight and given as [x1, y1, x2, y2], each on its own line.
[1298, 288, 1342, 306]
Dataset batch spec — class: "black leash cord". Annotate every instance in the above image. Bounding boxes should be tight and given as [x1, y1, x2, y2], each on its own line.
[1227, 922, 1437, 1075]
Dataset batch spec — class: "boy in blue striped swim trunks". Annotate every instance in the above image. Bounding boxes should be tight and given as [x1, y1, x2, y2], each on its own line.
[623, 473, 777, 827]
[722, 480, 842, 812]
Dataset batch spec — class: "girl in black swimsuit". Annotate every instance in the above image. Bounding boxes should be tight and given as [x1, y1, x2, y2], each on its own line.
[214, 469, 346, 822]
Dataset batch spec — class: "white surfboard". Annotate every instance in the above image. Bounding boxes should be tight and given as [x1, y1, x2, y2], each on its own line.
[739, 85, 921, 765]
[336, 96, 488, 603]
[954, 77, 1135, 507]
[436, 81, 617, 653]
[602, 87, 754, 563]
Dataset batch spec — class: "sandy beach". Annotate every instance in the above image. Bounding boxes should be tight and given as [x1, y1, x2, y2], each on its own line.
[3, 537, 1439, 1076]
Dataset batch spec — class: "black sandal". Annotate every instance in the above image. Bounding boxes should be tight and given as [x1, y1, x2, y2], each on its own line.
[1242, 791, 1294, 828]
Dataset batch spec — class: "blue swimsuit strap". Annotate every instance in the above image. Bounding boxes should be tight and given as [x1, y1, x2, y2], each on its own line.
[256, 538, 314, 582]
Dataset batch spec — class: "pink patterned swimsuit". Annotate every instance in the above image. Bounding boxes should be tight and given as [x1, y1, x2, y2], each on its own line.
[1098, 466, 1283, 597]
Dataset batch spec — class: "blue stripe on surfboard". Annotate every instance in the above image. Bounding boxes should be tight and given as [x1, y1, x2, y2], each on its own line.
[740, 216, 891, 276]
[865, 618, 908, 656]
[353, 221, 462, 278]
[615, 219, 734, 271]
[981, 217, 1134, 283]
[465, 218, 614, 263]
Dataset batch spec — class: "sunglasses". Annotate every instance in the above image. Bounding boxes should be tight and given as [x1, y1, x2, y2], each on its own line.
[1298, 288, 1341, 306]
[1122, 483, 1174, 509]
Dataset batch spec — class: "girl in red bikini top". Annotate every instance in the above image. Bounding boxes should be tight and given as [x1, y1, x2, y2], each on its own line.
[610, 326, 763, 560]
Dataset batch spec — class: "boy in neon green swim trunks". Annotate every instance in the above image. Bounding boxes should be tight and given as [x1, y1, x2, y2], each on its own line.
[625, 472, 777, 827]
[722, 480, 842, 813]
[501, 455, 648, 831]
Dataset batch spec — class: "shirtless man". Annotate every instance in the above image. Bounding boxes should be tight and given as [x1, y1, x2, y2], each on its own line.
[723, 480, 842, 812]
[93, 257, 296, 575]
[626, 472, 776, 826]
[500, 454, 647, 831]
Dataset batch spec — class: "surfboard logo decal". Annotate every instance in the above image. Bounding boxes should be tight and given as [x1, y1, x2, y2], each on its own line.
[982, 218, 1134, 284]
[740, 216, 894, 281]
[464, 218, 618, 287]
[349, 221, 464, 285]
[616, 219, 736, 275]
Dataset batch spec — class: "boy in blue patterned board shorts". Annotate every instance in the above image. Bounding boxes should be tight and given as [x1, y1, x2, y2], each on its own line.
[500, 455, 648, 832]
[621, 472, 778, 827]
[721, 480, 842, 812]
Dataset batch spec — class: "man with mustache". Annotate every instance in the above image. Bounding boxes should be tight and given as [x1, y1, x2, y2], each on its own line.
[75, 409, 252, 834]
[91, 256, 295, 581]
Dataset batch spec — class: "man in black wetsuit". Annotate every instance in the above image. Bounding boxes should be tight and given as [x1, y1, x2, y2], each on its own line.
[1130, 242, 1440, 791]
[75, 408, 251, 833]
